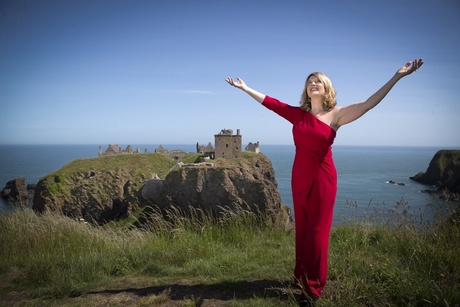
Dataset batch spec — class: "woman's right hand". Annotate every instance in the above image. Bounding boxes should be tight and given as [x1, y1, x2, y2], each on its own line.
[225, 77, 266, 103]
[396, 58, 424, 77]
[225, 77, 246, 90]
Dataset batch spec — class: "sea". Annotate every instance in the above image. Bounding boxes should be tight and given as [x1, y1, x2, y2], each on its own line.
[1, 144, 458, 225]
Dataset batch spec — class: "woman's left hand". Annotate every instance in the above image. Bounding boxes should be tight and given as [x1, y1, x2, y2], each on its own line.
[397, 58, 424, 76]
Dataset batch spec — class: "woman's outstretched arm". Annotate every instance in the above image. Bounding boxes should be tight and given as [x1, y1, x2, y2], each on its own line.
[225, 77, 266, 104]
[333, 58, 424, 129]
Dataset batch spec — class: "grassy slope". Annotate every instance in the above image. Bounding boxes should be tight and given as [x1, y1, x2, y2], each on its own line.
[0, 202, 459, 306]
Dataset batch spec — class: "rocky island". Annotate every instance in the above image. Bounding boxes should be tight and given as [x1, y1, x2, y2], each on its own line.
[410, 149, 460, 198]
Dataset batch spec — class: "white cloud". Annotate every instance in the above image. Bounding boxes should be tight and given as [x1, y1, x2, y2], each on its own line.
[182, 90, 213, 95]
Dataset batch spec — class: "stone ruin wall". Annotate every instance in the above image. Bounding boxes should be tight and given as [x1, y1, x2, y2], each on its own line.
[99, 129, 259, 159]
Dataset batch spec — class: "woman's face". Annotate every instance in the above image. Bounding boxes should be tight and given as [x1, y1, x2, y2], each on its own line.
[306, 75, 325, 98]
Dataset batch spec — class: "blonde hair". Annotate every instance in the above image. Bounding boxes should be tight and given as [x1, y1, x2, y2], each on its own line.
[300, 72, 337, 112]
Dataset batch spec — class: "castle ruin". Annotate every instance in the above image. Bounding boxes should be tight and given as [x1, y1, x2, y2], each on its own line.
[214, 128, 242, 159]
[245, 141, 260, 154]
[98, 144, 142, 157]
[99, 128, 259, 159]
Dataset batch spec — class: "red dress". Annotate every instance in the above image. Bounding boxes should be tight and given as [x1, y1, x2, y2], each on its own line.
[262, 95, 337, 298]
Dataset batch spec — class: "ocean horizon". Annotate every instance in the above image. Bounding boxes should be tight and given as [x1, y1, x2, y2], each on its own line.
[1, 144, 458, 224]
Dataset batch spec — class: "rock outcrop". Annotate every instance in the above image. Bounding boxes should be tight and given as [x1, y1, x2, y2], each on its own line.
[157, 154, 282, 216]
[141, 178, 164, 204]
[410, 150, 460, 194]
[1, 177, 34, 205]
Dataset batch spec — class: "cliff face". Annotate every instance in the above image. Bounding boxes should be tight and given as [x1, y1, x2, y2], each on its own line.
[32, 152, 286, 224]
[32, 154, 176, 223]
[410, 150, 460, 194]
[158, 154, 282, 216]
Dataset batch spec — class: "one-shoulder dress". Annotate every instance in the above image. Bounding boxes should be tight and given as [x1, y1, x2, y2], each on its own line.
[262, 95, 337, 298]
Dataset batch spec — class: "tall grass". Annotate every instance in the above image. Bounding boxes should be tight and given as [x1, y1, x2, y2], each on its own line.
[326, 200, 460, 307]
[0, 200, 459, 306]
[0, 206, 294, 302]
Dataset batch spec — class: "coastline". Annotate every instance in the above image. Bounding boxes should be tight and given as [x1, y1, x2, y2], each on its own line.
[1, 145, 458, 220]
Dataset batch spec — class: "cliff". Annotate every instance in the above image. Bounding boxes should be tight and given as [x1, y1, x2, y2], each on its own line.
[32, 152, 287, 224]
[32, 154, 176, 223]
[158, 153, 282, 216]
[410, 149, 460, 195]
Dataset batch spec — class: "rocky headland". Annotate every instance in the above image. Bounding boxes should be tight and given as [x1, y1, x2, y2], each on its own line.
[2, 151, 288, 225]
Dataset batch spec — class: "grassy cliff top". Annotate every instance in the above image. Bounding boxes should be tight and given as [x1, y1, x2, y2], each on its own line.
[43, 151, 262, 181]
[43, 153, 191, 181]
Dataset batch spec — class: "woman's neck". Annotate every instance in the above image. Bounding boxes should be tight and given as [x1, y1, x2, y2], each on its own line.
[310, 97, 324, 114]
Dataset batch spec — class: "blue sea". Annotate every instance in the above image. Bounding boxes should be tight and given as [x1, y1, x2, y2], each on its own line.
[0, 144, 457, 224]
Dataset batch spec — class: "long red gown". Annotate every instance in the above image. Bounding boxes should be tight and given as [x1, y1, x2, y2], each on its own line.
[262, 95, 337, 298]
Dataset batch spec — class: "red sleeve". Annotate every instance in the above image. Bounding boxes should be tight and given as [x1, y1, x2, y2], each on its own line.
[262, 95, 299, 124]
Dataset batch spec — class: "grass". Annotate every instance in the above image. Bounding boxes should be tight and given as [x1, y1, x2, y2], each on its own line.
[41, 153, 178, 197]
[0, 200, 459, 306]
[48, 153, 178, 179]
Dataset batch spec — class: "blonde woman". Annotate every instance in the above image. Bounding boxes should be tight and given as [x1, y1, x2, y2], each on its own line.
[226, 59, 423, 305]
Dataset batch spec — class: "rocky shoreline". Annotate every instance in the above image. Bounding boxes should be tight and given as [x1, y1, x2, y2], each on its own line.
[3, 149, 459, 217]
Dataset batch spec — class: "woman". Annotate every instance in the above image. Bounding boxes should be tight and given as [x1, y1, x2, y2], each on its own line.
[225, 59, 424, 303]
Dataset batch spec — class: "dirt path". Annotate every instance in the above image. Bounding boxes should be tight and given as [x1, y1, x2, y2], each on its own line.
[1, 274, 297, 306]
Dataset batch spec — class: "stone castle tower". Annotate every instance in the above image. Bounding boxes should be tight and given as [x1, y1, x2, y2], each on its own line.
[214, 129, 242, 159]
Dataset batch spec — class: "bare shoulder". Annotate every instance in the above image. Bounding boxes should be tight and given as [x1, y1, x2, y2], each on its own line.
[332, 100, 370, 129]
[330, 106, 343, 120]
[332, 106, 343, 113]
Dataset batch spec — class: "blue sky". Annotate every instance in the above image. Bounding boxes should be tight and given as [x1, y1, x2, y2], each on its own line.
[1, 0, 459, 147]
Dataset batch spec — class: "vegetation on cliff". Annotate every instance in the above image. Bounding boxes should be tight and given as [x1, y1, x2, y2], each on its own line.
[1, 201, 459, 306]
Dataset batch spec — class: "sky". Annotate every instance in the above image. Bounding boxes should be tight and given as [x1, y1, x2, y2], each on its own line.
[1, 0, 459, 147]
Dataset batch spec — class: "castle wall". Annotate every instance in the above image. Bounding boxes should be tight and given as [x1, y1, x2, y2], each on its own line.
[214, 129, 242, 159]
